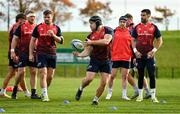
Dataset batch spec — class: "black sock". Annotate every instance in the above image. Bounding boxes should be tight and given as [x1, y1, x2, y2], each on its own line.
[31, 89, 36, 96]
[12, 86, 18, 96]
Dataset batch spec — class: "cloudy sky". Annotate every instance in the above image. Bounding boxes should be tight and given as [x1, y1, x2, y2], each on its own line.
[0, 0, 180, 31]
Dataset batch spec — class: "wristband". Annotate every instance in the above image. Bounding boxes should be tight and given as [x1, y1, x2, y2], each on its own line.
[133, 48, 137, 53]
[59, 37, 64, 44]
[152, 48, 157, 52]
[10, 49, 15, 52]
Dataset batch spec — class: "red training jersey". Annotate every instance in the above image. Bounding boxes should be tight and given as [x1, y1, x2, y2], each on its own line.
[8, 23, 20, 56]
[87, 26, 113, 61]
[112, 27, 132, 61]
[14, 21, 36, 54]
[32, 23, 62, 55]
[132, 22, 161, 55]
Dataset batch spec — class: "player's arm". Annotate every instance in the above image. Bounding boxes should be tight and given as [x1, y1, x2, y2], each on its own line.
[29, 37, 37, 62]
[86, 27, 113, 46]
[86, 34, 112, 46]
[147, 25, 163, 58]
[29, 26, 38, 62]
[53, 35, 64, 44]
[48, 26, 64, 44]
[73, 45, 93, 57]
[154, 36, 163, 50]
[131, 27, 142, 58]
[11, 35, 19, 60]
[10, 26, 21, 60]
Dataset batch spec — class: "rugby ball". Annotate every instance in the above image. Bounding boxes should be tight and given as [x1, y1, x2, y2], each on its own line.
[71, 39, 84, 52]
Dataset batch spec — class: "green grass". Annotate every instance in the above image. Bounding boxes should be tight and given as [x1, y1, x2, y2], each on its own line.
[156, 31, 180, 68]
[0, 77, 180, 113]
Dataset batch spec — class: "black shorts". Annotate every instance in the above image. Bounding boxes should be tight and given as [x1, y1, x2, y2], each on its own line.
[87, 58, 112, 74]
[18, 52, 37, 68]
[130, 59, 136, 68]
[36, 53, 57, 68]
[8, 56, 18, 68]
[112, 60, 130, 69]
[136, 56, 156, 69]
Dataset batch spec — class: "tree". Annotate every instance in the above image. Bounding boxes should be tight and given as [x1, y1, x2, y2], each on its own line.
[46, 0, 75, 25]
[0, 1, 6, 20]
[79, 0, 112, 24]
[152, 6, 175, 31]
[0, 0, 45, 30]
[0, 0, 75, 30]
[4, 0, 46, 13]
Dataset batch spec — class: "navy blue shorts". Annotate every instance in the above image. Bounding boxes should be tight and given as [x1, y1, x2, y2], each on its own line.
[136, 56, 156, 70]
[8, 55, 18, 68]
[18, 52, 37, 68]
[112, 60, 130, 69]
[36, 53, 57, 68]
[87, 58, 112, 74]
[130, 60, 135, 68]
[130, 59, 136, 68]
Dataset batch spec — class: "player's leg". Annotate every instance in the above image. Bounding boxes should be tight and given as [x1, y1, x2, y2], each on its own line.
[75, 71, 96, 101]
[11, 67, 26, 99]
[19, 74, 31, 97]
[136, 58, 145, 102]
[75, 59, 98, 101]
[0, 66, 15, 98]
[121, 67, 131, 100]
[29, 66, 40, 99]
[37, 53, 49, 101]
[105, 68, 117, 100]
[39, 67, 49, 101]
[128, 73, 139, 99]
[143, 77, 151, 99]
[92, 59, 111, 105]
[46, 67, 55, 87]
[12, 52, 32, 99]
[147, 58, 158, 103]
[92, 72, 109, 105]
[46, 55, 56, 88]
[128, 59, 139, 99]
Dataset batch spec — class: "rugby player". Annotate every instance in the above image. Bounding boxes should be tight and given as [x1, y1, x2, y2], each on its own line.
[74, 16, 113, 105]
[131, 9, 163, 103]
[29, 10, 64, 102]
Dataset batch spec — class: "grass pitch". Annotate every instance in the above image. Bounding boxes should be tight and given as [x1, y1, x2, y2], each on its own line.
[0, 77, 180, 113]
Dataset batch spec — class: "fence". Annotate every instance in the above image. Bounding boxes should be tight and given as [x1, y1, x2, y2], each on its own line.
[0, 48, 179, 78]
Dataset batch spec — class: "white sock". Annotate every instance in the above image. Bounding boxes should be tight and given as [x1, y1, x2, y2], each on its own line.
[42, 88, 48, 96]
[150, 89, 156, 99]
[138, 89, 143, 98]
[108, 88, 113, 94]
[122, 89, 127, 97]
[93, 96, 99, 101]
[133, 86, 138, 93]
[144, 87, 150, 94]
[24, 90, 30, 94]
[0, 88, 5, 94]
[79, 85, 83, 91]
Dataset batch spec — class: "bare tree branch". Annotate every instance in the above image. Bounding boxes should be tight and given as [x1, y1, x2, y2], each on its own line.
[79, 0, 112, 24]
[152, 6, 175, 31]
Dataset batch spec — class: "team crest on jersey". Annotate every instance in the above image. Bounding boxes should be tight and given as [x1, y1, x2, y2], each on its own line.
[144, 31, 147, 34]
[101, 31, 105, 36]
[37, 62, 42, 67]
[149, 27, 154, 32]
[91, 36, 95, 40]
[87, 65, 92, 69]
[52, 28, 56, 32]
[18, 62, 22, 66]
